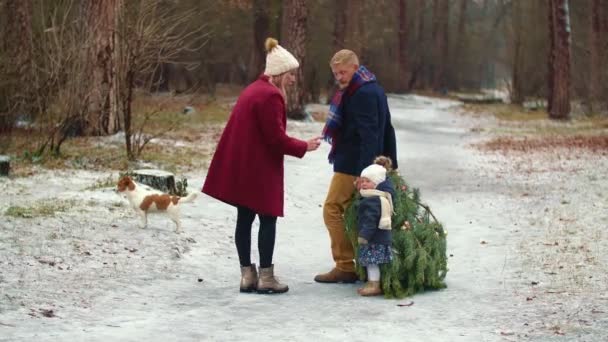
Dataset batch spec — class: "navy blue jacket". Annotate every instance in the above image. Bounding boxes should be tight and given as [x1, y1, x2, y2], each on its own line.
[357, 178, 396, 245]
[333, 81, 398, 176]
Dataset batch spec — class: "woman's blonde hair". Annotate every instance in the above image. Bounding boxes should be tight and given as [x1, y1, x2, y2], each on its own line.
[269, 72, 291, 102]
[330, 49, 359, 66]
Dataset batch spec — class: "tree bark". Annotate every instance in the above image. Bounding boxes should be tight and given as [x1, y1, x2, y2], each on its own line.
[511, 0, 525, 104]
[410, 0, 427, 89]
[124, 69, 135, 160]
[455, 0, 468, 89]
[325, 0, 348, 103]
[3, 0, 33, 132]
[416, 0, 426, 45]
[332, 0, 348, 51]
[345, 0, 363, 57]
[281, 0, 308, 119]
[432, 0, 449, 92]
[397, 0, 409, 92]
[132, 169, 177, 195]
[84, 0, 120, 136]
[589, 0, 606, 112]
[0, 155, 10, 177]
[248, 0, 270, 82]
[356, 1, 368, 62]
[602, 0, 608, 106]
[547, 0, 571, 120]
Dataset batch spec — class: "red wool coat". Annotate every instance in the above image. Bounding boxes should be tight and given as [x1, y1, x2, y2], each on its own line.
[202, 75, 308, 217]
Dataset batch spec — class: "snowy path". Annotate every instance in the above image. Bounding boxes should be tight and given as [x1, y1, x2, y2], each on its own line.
[2, 96, 519, 341]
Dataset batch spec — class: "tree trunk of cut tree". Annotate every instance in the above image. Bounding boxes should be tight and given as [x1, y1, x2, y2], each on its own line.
[132, 169, 177, 195]
[547, 0, 571, 120]
[0, 155, 10, 177]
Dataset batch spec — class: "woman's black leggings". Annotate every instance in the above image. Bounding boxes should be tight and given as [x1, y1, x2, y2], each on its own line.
[235, 205, 277, 268]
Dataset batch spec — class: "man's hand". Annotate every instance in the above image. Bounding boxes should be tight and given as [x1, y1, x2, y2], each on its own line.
[357, 237, 368, 245]
[354, 177, 361, 190]
[306, 136, 322, 151]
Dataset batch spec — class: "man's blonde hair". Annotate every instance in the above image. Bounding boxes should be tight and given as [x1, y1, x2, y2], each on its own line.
[330, 49, 359, 66]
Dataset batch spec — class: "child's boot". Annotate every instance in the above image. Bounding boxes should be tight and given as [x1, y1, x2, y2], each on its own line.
[239, 263, 258, 293]
[357, 281, 382, 296]
[257, 265, 289, 294]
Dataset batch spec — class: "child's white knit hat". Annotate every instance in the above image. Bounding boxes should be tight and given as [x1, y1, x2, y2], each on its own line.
[360, 164, 386, 185]
[263, 38, 299, 76]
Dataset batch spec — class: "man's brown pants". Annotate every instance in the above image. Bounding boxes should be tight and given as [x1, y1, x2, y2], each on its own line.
[323, 172, 357, 273]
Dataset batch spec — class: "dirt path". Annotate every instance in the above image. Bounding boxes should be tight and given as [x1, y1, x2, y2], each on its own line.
[2, 95, 606, 341]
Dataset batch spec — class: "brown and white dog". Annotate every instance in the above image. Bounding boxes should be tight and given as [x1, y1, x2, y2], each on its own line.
[117, 176, 197, 233]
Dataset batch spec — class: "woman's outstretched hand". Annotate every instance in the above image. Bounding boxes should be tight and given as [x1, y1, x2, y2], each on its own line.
[306, 136, 322, 151]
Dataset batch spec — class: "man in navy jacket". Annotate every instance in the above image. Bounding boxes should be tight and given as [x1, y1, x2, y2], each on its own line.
[315, 49, 398, 283]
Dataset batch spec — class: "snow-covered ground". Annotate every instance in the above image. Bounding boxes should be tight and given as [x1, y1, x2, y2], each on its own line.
[1, 95, 606, 341]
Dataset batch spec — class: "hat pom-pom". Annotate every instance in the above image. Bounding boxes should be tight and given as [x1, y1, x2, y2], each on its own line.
[374, 156, 393, 171]
[265, 37, 279, 53]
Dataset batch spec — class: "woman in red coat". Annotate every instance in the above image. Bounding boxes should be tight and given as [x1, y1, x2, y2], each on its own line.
[202, 38, 321, 294]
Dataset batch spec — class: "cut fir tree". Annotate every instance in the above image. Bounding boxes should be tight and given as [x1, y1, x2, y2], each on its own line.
[344, 169, 448, 299]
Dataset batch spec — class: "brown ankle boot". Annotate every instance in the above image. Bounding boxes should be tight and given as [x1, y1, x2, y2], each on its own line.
[357, 281, 382, 296]
[314, 268, 358, 283]
[240, 263, 258, 293]
[256, 265, 288, 294]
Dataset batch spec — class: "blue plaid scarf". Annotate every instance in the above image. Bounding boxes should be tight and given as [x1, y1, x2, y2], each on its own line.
[322, 65, 377, 163]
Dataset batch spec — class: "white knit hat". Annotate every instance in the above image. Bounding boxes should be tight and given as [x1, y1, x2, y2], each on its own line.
[263, 38, 299, 76]
[360, 164, 386, 186]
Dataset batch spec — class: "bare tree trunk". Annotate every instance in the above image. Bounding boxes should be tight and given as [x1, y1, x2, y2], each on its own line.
[602, 0, 608, 105]
[432, 0, 449, 92]
[511, 0, 525, 104]
[112, 1, 122, 131]
[342, 0, 363, 58]
[397, 0, 409, 92]
[415, 0, 425, 44]
[150, 63, 171, 92]
[281, 0, 308, 119]
[547, 0, 571, 120]
[600, 0, 608, 106]
[411, 0, 427, 89]
[589, 0, 606, 112]
[347, 0, 360, 52]
[3, 0, 33, 132]
[327, 0, 365, 66]
[354, 1, 367, 62]
[431, 0, 439, 89]
[248, 0, 270, 82]
[332, 0, 348, 50]
[84, 0, 120, 136]
[325, 0, 348, 103]
[455, 0, 468, 89]
[124, 68, 135, 161]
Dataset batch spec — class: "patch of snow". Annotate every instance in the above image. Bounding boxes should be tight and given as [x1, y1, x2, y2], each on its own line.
[1, 95, 606, 341]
